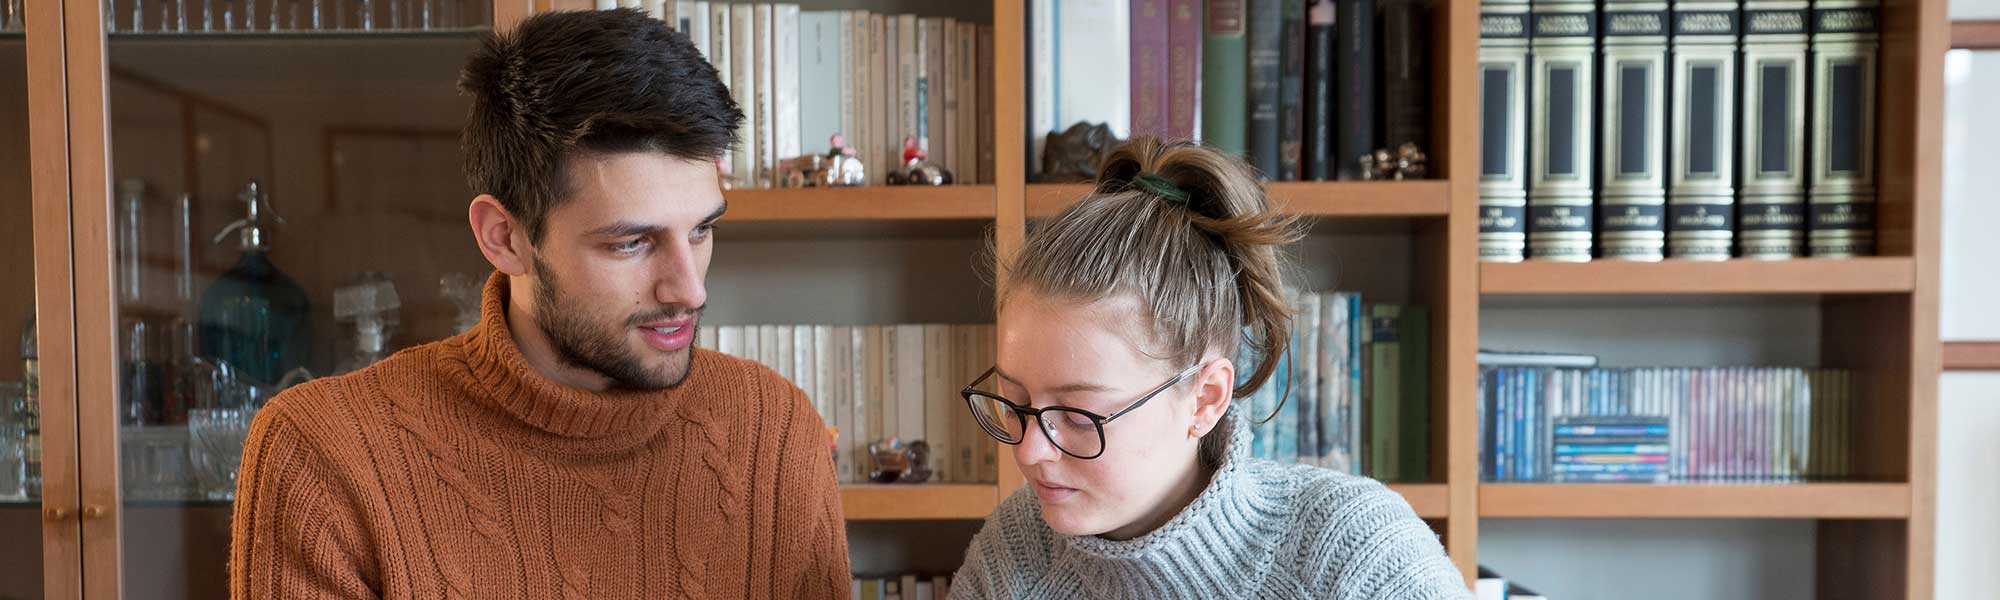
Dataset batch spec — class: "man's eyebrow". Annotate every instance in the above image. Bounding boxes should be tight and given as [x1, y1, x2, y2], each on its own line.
[586, 221, 664, 238]
[583, 201, 727, 237]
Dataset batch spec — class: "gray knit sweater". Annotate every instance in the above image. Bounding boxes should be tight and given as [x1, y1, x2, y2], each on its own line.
[950, 413, 1469, 600]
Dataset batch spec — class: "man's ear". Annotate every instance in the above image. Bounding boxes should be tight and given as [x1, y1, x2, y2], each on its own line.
[469, 195, 531, 275]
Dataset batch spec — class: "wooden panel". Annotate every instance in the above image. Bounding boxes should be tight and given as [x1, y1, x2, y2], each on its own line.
[26, 0, 85, 597]
[1479, 258, 1916, 295]
[842, 484, 1000, 521]
[1440, 0, 1480, 583]
[722, 186, 997, 222]
[1952, 20, 2000, 49]
[495, 0, 530, 30]
[62, 0, 126, 596]
[1820, 519, 1909, 600]
[1479, 483, 1913, 519]
[1025, 181, 1451, 218]
[992, 0, 1026, 499]
[1943, 342, 2000, 370]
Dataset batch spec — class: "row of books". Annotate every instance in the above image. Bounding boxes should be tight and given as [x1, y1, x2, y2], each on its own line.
[699, 324, 997, 485]
[1548, 415, 1670, 482]
[1478, 366, 1855, 482]
[853, 574, 953, 600]
[1476, 0, 1880, 262]
[664, 3, 995, 188]
[1028, 0, 1433, 182]
[1238, 291, 1430, 482]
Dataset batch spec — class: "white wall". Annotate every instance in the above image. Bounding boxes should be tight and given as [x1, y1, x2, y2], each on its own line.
[1937, 13, 2000, 593]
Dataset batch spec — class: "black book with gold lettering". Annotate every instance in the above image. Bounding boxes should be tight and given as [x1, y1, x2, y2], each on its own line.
[1597, 0, 1670, 261]
[1738, 0, 1812, 259]
[1807, 0, 1877, 257]
[1478, 0, 1532, 262]
[1528, 0, 1596, 261]
[1666, 0, 1739, 261]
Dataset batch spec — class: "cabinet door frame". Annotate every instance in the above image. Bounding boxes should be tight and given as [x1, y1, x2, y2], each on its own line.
[25, 0, 86, 597]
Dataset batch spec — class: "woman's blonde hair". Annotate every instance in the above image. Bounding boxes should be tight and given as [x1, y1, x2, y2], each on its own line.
[1000, 137, 1301, 468]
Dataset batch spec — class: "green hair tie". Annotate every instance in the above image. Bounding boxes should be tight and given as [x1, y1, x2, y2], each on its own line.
[1131, 172, 1190, 205]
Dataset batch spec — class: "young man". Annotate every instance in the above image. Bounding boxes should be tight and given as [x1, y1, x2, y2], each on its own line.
[228, 9, 849, 599]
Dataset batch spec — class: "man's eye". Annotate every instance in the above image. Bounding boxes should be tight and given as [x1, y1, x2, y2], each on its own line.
[693, 223, 718, 240]
[611, 238, 650, 253]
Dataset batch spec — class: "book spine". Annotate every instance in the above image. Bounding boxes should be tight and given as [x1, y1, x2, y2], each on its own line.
[1398, 305, 1430, 481]
[683, 2, 708, 54]
[838, 12, 859, 151]
[959, 22, 979, 184]
[1806, 0, 1878, 257]
[1306, 0, 1336, 181]
[868, 326, 889, 475]
[896, 325, 926, 446]
[1667, 0, 1740, 260]
[799, 12, 836, 154]
[1132, 0, 1171, 139]
[1167, 0, 1203, 140]
[1528, 0, 1597, 261]
[755, 4, 775, 187]
[865, 13, 884, 184]
[1737, 0, 1811, 258]
[729, 4, 756, 188]
[1247, 0, 1284, 176]
[1202, 0, 1250, 156]
[850, 327, 868, 482]
[1296, 292, 1321, 467]
[878, 14, 897, 182]
[1379, 0, 1431, 157]
[942, 20, 960, 181]
[924, 325, 954, 482]
[979, 26, 996, 183]
[1032, 0, 1059, 176]
[1478, 0, 1532, 262]
[1335, 0, 1378, 180]
[1597, 0, 1671, 261]
[777, 5, 801, 167]
[924, 18, 947, 163]
[1278, 0, 1307, 181]
[900, 15, 920, 163]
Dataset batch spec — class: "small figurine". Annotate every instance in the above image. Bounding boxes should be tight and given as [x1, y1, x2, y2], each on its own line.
[886, 135, 954, 186]
[866, 437, 934, 483]
[1393, 142, 1429, 180]
[778, 133, 868, 187]
[1040, 122, 1123, 183]
[1360, 143, 1430, 181]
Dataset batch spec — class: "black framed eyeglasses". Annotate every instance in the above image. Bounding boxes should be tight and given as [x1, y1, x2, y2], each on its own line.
[961, 363, 1203, 460]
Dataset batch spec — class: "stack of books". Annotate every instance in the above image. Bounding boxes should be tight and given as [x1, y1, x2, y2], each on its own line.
[666, 3, 995, 188]
[1028, 0, 1435, 181]
[1479, 366, 1854, 482]
[1550, 415, 1669, 483]
[1237, 291, 1431, 482]
[700, 323, 996, 485]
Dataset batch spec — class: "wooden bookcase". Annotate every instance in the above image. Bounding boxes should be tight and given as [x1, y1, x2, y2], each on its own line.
[11, 0, 1940, 596]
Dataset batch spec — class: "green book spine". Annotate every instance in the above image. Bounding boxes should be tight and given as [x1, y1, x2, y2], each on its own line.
[1202, 0, 1249, 156]
[1367, 305, 1401, 479]
[1398, 306, 1431, 481]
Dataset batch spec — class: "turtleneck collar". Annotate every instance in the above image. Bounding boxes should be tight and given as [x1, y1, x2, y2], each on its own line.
[1062, 409, 1281, 561]
[440, 271, 693, 451]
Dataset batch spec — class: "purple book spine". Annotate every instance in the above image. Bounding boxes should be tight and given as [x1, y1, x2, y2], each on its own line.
[1131, 0, 1172, 139]
[1167, 0, 1202, 140]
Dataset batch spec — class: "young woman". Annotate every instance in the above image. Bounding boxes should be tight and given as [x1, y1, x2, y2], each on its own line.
[950, 138, 1467, 599]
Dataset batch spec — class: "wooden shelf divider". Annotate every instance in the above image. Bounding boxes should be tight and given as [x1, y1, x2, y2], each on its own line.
[1479, 482, 1913, 519]
[1943, 342, 2000, 371]
[841, 484, 1001, 521]
[1480, 257, 1917, 295]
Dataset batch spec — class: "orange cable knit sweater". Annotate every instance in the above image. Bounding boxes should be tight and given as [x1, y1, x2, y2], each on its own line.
[229, 272, 850, 599]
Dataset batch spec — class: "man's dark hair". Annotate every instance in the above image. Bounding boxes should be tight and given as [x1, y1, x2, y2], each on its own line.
[460, 8, 742, 243]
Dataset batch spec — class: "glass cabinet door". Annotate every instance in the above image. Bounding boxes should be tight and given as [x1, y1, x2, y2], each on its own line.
[2, 18, 55, 600]
[98, 2, 493, 596]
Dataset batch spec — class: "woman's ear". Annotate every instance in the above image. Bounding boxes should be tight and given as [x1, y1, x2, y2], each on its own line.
[1189, 357, 1234, 436]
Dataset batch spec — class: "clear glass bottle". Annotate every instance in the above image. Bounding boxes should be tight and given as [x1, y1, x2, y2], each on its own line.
[197, 180, 312, 389]
[333, 273, 400, 375]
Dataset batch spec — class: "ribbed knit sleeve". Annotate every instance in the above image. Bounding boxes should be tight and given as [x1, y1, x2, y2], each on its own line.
[1296, 477, 1467, 600]
[230, 395, 377, 600]
[763, 377, 853, 599]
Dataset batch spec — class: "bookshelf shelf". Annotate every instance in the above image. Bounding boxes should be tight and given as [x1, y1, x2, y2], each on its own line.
[1390, 484, 1451, 519]
[1025, 181, 1450, 218]
[1478, 482, 1913, 519]
[722, 186, 996, 222]
[842, 484, 1000, 521]
[1943, 342, 2000, 371]
[1478, 257, 1918, 296]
